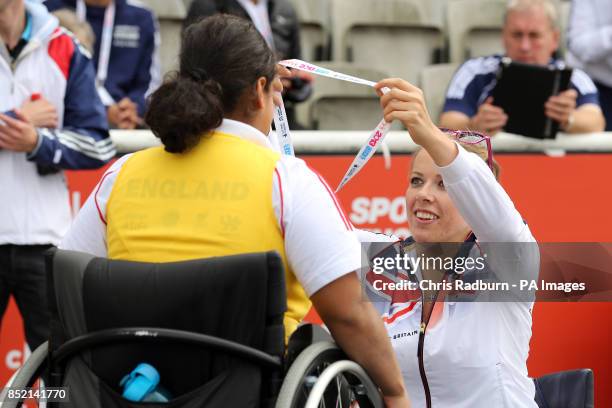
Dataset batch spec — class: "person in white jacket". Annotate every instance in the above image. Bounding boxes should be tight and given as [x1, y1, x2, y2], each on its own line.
[0, 0, 114, 351]
[567, 0, 612, 130]
[363, 78, 540, 407]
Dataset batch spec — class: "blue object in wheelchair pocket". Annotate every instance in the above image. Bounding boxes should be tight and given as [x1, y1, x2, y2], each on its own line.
[120, 363, 171, 402]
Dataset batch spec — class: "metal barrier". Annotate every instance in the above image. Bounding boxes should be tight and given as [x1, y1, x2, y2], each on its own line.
[110, 130, 612, 154]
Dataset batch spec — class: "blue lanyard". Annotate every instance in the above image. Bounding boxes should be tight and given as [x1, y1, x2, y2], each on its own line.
[22, 12, 32, 42]
[7, 12, 32, 60]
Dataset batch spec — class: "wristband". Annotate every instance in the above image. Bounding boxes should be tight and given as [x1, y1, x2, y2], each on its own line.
[562, 113, 575, 132]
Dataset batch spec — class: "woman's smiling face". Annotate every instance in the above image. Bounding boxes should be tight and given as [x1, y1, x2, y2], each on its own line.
[405, 149, 471, 243]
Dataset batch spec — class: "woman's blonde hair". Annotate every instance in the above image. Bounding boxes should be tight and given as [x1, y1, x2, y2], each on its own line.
[412, 131, 502, 180]
[458, 141, 501, 180]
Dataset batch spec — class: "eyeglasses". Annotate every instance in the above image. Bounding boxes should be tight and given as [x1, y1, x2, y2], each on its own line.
[439, 128, 494, 172]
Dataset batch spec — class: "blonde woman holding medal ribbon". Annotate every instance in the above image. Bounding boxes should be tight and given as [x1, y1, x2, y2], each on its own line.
[362, 78, 540, 408]
[60, 14, 410, 407]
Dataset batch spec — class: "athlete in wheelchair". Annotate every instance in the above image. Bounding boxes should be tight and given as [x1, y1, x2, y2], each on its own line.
[5, 249, 395, 408]
[2, 13, 409, 408]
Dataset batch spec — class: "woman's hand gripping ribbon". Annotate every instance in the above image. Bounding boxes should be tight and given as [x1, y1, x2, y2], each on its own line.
[275, 59, 392, 192]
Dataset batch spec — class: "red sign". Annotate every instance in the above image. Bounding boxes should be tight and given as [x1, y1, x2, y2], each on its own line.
[1, 154, 610, 405]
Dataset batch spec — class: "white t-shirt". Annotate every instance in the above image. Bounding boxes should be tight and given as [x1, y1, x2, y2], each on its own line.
[359, 145, 539, 408]
[60, 119, 361, 297]
[236, 0, 275, 48]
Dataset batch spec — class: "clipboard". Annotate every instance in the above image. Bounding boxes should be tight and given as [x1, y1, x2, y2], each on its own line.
[491, 58, 573, 139]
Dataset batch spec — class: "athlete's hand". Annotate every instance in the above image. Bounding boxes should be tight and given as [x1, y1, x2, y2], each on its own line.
[0, 111, 39, 152]
[277, 63, 291, 89]
[375, 78, 439, 147]
[376, 77, 458, 167]
[281, 69, 313, 91]
[20, 97, 58, 128]
[469, 97, 507, 135]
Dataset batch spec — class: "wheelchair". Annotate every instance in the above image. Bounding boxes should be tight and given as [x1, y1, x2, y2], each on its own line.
[534, 369, 594, 408]
[2, 249, 383, 408]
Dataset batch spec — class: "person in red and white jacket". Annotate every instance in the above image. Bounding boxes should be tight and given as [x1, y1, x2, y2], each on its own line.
[0, 0, 114, 350]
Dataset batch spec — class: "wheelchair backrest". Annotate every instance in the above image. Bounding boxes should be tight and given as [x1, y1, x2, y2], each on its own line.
[46, 249, 286, 406]
[534, 369, 594, 408]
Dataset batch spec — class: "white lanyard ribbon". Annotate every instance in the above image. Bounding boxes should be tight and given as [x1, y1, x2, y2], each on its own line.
[277, 59, 391, 192]
[280, 59, 377, 87]
[336, 119, 391, 192]
[77, 0, 116, 105]
[272, 94, 294, 156]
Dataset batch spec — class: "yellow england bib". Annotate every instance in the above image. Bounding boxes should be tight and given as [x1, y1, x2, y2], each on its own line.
[106, 132, 310, 339]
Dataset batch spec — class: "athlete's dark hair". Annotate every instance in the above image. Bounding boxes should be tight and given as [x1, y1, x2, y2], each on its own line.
[145, 14, 276, 153]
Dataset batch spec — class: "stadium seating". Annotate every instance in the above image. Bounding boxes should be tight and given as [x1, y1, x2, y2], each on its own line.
[420, 63, 459, 125]
[141, 0, 577, 131]
[294, 63, 399, 130]
[150, 0, 574, 74]
[421, 0, 450, 27]
[557, 0, 571, 57]
[330, 0, 445, 85]
[447, 0, 506, 63]
[287, 0, 331, 61]
[141, 0, 187, 75]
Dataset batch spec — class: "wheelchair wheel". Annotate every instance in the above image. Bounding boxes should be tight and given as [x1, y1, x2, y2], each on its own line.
[2, 341, 48, 408]
[275, 341, 383, 408]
